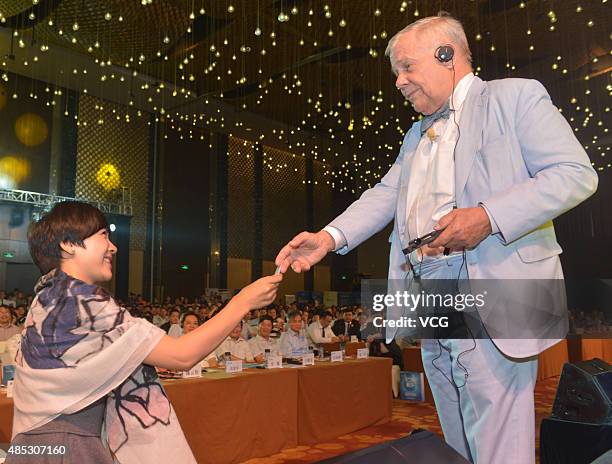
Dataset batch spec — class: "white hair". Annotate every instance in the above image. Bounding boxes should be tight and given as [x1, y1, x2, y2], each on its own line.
[385, 11, 472, 63]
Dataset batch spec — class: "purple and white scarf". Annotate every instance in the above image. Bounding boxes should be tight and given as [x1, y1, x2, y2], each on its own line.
[12, 269, 196, 463]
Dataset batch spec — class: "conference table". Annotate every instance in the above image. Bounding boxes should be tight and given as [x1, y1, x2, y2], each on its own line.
[0, 357, 392, 464]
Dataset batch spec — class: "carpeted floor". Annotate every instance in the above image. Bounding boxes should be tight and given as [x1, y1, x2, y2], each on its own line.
[241, 376, 560, 463]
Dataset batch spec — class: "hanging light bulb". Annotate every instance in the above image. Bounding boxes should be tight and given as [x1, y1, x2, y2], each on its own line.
[254, 27, 261, 36]
[278, 11, 289, 22]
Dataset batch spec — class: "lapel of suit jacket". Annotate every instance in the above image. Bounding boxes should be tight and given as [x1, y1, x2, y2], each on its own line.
[455, 77, 487, 205]
[395, 125, 421, 248]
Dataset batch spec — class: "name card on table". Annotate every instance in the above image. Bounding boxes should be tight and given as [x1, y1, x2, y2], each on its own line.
[302, 353, 315, 366]
[331, 351, 343, 362]
[267, 355, 282, 369]
[182, 365, 202, 378]
[6, 380, 14, 398]
[225, 360, 243, 374]
[357, 348, 369, 359]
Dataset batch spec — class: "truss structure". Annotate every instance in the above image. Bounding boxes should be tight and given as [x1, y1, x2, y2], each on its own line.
[0, 188, 132, 216]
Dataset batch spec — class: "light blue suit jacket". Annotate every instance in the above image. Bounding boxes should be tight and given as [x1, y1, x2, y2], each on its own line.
[328, 77, 598, 358]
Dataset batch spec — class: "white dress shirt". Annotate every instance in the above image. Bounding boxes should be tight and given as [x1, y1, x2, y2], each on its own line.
[167, 323, 182, 338]
[307, 320, 336, 345]
[404, 72, 474, 244]
[324, 72, 498, 255]
[248, 334, 280, 358]
[215, 336, 254, 361]
[279, 329, 310, 357]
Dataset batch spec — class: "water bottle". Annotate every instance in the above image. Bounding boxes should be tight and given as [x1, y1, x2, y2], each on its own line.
[224, 351, 232, 363]
[264, 348, 271, 367]
[318, 344, 325, 359]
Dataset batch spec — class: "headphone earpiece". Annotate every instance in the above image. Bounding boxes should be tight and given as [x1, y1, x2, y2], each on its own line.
[435, 45, 454, 63]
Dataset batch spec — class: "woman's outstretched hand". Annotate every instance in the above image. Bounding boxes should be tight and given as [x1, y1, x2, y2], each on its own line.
[235, 274, 283, 310]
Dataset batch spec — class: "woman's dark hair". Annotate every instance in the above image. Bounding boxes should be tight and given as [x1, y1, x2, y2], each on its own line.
[28, 201, 109, 275]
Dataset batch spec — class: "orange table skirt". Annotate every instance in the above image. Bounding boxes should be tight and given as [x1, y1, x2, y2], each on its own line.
[297, 357, 392, 444]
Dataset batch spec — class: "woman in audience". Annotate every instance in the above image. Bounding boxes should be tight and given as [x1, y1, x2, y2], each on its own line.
[8, 201, 281, 464]
[181, 311, 200, 334]
[0, 305, 20, 341]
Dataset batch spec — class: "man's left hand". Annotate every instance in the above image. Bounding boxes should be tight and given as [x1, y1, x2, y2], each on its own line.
[428, 206, 492, 251]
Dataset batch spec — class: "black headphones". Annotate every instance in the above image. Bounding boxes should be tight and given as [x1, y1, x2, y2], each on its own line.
[435, 45, 454, 63]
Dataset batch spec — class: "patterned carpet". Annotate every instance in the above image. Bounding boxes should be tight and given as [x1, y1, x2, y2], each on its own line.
[241, 376, 560, 463]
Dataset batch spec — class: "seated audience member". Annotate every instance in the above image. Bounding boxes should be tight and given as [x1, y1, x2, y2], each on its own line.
[246, 309, 260, 335]
[215, 321, 254, 362]
[271, 315, 285, 338]
[332, 308, 361, 341]
[153, 306, 168, 327]
[358, 313, 367, 328]
[14, 305, 27, 327]
[280, 311, 310, 357]
[248, 315, 281, 362]
[0, 305, 20, 341]
[241, 313, 254, 340]
[301, 310, 310, 328]
[361, 318, 403, 368]
[0, 291, 16, 308]
[181, 311, 200, 335]
[15, 291, 28, 307]
[307, 310, 339, 345]
[198, 306, 209, 322]
[161, 308, 181, 337]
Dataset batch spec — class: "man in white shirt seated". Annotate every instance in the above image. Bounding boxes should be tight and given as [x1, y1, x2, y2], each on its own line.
[215, 321, 254, 362]
[307, 310, 339, 345]
[248, 315, 281, 363]
[280, 310, 310, 357]
[160, 308, 181, 335]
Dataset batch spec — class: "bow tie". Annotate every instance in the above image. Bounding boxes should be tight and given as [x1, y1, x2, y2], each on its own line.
[420, 102, 452, 135]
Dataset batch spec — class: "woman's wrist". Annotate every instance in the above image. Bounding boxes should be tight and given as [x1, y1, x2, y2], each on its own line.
[229, 293, 252, 315]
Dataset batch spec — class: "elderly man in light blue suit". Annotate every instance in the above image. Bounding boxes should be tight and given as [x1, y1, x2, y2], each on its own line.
[275, 12, 597, 464]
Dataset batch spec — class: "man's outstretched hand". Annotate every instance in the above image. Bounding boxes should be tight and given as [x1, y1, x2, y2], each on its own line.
[275, 231, 335, 273]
